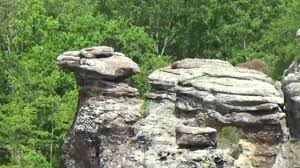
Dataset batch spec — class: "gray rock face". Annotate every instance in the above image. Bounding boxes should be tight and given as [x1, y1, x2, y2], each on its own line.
[273, 141, 300, 168]
[176, 126, 217, 148]
[135, 59, 285, 168]
[57, 49, 139, 81]
[282, 60, 300, 138]
[149, 59, 284, 126]
[80, 46, 114, 58]
[60, 55, 287, 168]
[59, 47, 142, 168]
[133, 99, 234, 167]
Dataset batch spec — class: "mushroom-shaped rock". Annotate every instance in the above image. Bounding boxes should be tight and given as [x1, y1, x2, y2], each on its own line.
[57, 47, 139, 81]
[176, 126, 217, 148]
[58, 46, 142, 168]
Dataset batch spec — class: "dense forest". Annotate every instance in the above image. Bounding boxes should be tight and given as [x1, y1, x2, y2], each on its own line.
[0, 0, 300, 167]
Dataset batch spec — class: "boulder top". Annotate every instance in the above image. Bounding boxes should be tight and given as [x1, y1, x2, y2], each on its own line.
[57, 46, 140, 81]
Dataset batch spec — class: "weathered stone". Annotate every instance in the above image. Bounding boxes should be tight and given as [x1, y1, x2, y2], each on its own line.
[57, 46, 140, 81]
[282, 60, 300, 138]
[208, 110, 285, 126]
[80, 46, 113, 58]
[273, 141, 300, 168]
[176, 126, 217, 148]
[59, 47, 143, 168]
[143, 58, 285, 167]
[171, 58, 233, 69]
[60, 55, 288, 168]
[133, 99, 235, 167]
[149, 58, 284, 127]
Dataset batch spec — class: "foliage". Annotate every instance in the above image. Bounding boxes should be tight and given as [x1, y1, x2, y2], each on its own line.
[217, 126, 244, 149]
[0, 0, 300, 167]
[0, 0, 157, 167]
[245, 0, 300, 80]
[98, 0, 290, 61]
[131, 55, 173, 96]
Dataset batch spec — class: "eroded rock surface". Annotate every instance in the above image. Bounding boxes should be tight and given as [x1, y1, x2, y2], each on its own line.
[139, 58, 285, 168]
[59, 50, 287, 168]
[282, 60, 300, 138]
[176, 126, 217, 148]
[57, 47, 139, 81]
[59, 47, 142, 168]
[273, 60, 300, 168]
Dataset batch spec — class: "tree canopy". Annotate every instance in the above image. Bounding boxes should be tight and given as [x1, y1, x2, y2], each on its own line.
[0, 0, 299, 167]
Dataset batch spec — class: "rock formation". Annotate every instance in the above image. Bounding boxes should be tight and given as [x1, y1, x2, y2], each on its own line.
[58, 47, 288, 168]
[175, 126, 217, 148]
[282, 60, 300, 138]
[58, 46, 142, 167]
[139, 58, 285, 168]
[272, 60, 300, 168]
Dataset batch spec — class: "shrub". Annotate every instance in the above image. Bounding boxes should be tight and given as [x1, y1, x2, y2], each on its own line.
[217, 126, 243, 149]
[130, 55, 173, 96]
[236, 59, 269, 74]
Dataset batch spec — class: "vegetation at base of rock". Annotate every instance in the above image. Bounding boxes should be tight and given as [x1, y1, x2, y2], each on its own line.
[217, 126, 244, 149]
[140, 99, 150, 118]
[0, 0, 299, 167]
[230, 144, 243, 160]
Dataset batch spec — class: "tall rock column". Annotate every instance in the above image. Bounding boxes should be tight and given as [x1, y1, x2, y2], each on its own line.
[282, 60, 300, 138]
[57, 46, 142, 168]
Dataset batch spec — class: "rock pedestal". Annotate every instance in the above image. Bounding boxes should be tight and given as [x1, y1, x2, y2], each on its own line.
[58, 46, 142, 168]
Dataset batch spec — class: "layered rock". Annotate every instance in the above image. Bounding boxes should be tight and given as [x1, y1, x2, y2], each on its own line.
[176, 126, 217, 148]
[139, 58, 285, 167]
[282, 60, 300, 138]
[58, 46, 142, 168]
[59, 53, 287, 167]
[133, 98, 234, 167]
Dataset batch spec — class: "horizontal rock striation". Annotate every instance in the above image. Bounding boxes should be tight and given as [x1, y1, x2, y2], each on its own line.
[176, 126, 217, 148]
[59, 52, 288, 168]
[57, 47, 139, 81]
[138, 58, 286, 167]
[58, 46, 142, 168]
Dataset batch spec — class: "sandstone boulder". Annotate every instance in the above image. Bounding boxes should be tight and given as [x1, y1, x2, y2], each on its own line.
[57, 48, 139, 81]
[80, 46, 113, 58]
[149, 59, 284, 127]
